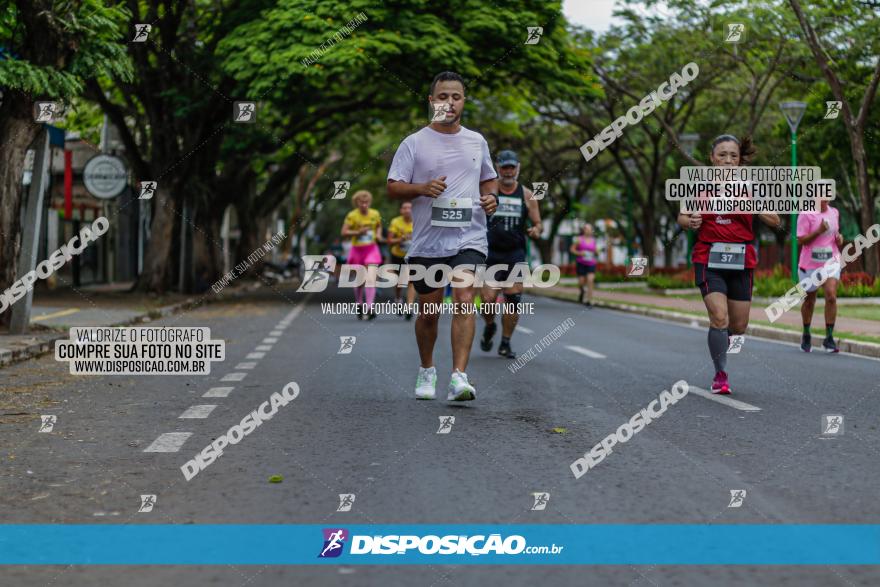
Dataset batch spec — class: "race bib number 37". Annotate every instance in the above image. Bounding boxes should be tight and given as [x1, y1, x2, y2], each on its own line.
[431, 197, 473, 227]
[708, 242, 746, 270]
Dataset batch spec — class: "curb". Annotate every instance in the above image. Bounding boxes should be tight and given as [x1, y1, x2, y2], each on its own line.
[533, 289, 880, 360]
[0, 280, 269, 370]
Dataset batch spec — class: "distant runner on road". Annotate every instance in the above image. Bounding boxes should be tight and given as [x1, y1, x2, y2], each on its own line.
[480, 149, 543, 359]
[341, 190, 383, 320]
[797, 200, 843, 353]
[677, 134, 781, 395]
[569, 223, 598, 307]
[387, 71, 499, 402]
[388, 201, 416, 321]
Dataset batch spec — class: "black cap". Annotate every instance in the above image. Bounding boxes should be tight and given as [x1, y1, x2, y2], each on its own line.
[496, 150, 519, 166]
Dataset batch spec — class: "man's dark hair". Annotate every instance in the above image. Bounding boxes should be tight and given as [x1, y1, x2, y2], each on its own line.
[430, 71, 465, 96]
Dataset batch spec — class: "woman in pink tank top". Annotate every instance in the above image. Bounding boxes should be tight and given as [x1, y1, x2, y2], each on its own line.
[569, 223, 598, 307]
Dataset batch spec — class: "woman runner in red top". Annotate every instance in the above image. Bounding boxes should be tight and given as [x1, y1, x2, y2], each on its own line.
[676, 135, 782, 394]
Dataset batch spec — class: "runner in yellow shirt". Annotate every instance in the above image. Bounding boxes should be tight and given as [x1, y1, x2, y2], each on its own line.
[341, 190, 383, 320]
[387, 201, 416, 320]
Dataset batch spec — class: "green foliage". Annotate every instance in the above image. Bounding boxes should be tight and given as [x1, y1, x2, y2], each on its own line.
[647, 274, 692, 289]
[0, 0, 132, 97]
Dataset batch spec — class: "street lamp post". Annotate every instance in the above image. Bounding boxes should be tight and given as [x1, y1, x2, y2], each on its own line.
[623, 158, 637, 259]
[780, 101, 807, 284]
[678, 134, 700, 268]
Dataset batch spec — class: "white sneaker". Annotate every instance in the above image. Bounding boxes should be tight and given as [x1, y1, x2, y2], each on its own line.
[415, 366, 437, 400]
[447, 370, 476, 402]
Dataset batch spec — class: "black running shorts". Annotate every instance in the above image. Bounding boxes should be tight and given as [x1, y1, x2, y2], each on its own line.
[694, 262, 753, 301]
[406, 248, 487, 295]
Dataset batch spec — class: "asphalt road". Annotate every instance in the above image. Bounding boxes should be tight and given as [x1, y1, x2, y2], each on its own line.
[2, 281, 879, 586]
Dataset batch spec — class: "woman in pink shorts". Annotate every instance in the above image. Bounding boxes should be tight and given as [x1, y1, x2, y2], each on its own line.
[341, 190, 383, 320]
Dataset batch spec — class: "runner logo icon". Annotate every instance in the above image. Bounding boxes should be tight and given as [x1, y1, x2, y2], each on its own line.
[628, 257, 648, 276]
[824, 101, 842, 120]
[337, 494, 356, 512]
[132, 24, 151, 42]
[531, 182, 548, 200]
[725, 23, 745, 43]
[298, 255, 335, 292]
[138, 494, 156, 513]
[338, 336, 356, 354]
[525, 26, 543, 44]
[332, 181, 350, 199]
[531, 492, 550, 510]
[139, 181, 157, 200]
[319, 528, 348, 558]
[727, 335, 745, 354]
[728, 489, 746, 508]
[822, 414, 844, 436]
[39, 415, 56, 432]
[437, 416, 455, 434]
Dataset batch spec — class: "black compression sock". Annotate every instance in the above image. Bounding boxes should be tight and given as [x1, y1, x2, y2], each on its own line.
[708, 327, 729, 373]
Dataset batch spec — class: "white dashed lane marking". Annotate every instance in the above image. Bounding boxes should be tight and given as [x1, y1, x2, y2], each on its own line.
[565, 345, 607, 360]
[269, 330, 283, 336]
[179, 405, 217, 419]
[203, 387, 234, 398]
[263, 338, 278, 344]
[221, 372, 247, 382]
[235, 361, 257, 370]
[246, 352, 266, 360]
[143, 432, 192, 453]
[516, 326, 534, 334]
[255, 345, 272, 352]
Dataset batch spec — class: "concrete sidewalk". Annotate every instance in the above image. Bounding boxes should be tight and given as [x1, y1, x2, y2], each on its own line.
[0, 280, 264, 368]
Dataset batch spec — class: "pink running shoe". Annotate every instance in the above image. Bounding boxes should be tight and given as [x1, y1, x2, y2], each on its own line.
[711, 371, 731, 395]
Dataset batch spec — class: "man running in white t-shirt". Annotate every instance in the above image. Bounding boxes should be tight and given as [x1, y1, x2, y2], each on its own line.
[387, 71, 499, 401]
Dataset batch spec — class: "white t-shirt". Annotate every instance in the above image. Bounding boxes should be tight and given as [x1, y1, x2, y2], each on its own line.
[387, 125, 497, 258]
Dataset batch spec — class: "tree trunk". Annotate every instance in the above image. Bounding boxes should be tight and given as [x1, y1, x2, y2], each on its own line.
[235, 207, 271, 277]
[192, 205, 224, 293]
[851, 133, 878, 275]
[137, 186, 178, 293]
[534, 238, 553, 266]
[641, 196, 656, 266]
[0, 101, 42, 329]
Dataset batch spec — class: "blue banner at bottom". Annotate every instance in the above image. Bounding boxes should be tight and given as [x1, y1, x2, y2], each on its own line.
[1, 525, 879, 565]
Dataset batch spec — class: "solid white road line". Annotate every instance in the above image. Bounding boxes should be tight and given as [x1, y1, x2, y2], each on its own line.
[246, 352, 265, 360]
[221, 372, 247, 382]
[565, 345, 607, 359]
[516, 326, 534, 334]
[179, 405, 217, 419]
[687, 386, 762, 412]
[235, 361, 257, 370]
[263, 337, 278, 344]
[203, 387, 234, 398]
[255, 345, 272, 352]
[143, 432, 192, 453]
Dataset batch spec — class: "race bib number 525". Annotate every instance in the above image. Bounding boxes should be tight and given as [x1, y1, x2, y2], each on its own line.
[431, 197, 473, 227]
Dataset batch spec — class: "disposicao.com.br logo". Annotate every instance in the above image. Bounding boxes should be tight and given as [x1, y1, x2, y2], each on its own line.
[297, 255, 560, 293]
[318, 529, 563, 558]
